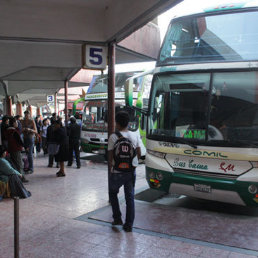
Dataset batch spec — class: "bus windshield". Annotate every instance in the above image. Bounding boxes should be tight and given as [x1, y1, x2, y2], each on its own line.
[159, 10, 258, 65]
[82, 100, 108, 132]
[82, 100, 138, 132]
[149, 71, 258, 146]
[88, 72, 141, 93]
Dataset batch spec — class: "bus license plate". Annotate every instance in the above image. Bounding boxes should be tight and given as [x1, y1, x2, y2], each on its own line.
[98, 149, 106, 154]
[194, 184, 211, 193]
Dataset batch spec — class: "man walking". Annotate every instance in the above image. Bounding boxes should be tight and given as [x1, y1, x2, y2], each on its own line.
[108, 111, 141, 232]
[67, 117, 81, 168]
[21, 111, 37, 174]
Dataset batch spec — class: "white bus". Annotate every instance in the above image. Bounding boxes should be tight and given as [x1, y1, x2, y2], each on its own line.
[80, 72, 146, 158]
[130, 1, 258, 206]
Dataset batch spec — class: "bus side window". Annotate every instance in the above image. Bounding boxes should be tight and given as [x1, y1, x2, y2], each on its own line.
[140, 115, 145, 130]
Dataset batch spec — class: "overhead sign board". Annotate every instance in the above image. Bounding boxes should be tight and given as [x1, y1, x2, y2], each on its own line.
[84, 45, 107, 70]
[47, 95, 54, 102]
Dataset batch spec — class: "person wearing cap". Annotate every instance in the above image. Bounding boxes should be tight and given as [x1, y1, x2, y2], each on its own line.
[67, 117, 81, 168]
[21, 110, 37, 174]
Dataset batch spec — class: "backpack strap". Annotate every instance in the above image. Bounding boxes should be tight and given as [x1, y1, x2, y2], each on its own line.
[115, 130, 123, 139]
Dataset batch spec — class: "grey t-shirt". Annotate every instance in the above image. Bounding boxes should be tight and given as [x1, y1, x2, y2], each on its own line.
[108, 130, 140, 168]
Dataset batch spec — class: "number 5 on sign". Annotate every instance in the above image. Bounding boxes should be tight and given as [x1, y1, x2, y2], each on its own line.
[85, 45, 107, 69]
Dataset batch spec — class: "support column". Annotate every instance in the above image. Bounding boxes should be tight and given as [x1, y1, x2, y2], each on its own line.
[54, 92, 57, 113]
[16, 102, 22, 116]
[107, 42, 116, 196]
[64, 81, 68, 127]
[6, 96, 12, 116]
[108, 42, 116, 137]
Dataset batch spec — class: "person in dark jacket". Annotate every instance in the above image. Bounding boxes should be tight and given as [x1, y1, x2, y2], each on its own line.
[1, 115, 10, 149]
[6, 117, 28, 183]
[54, 119, 69, 177]
[34, 115, 42, 153]
[67, 117, 81, 168]
[47, 117, 58, 167]
[15, 115, 23, 134]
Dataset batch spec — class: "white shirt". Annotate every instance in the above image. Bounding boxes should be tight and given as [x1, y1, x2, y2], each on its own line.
[108, 130, 140, 168]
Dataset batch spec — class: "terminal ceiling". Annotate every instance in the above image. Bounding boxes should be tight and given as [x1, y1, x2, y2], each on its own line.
[0, 0, 182, 107]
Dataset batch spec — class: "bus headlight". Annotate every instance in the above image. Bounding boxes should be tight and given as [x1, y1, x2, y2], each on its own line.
[156, 172, 164, 181]
[147, 150, 166, 159]
[248, 185, 258, 194]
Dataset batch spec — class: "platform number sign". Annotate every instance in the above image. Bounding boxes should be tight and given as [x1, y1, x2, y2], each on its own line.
[47, 95, 54, 103]
[85, 45, 107, 70]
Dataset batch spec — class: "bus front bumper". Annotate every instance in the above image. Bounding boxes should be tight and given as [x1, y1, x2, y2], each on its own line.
[81, 141, 107, 154]
[146, 166, 258, 207]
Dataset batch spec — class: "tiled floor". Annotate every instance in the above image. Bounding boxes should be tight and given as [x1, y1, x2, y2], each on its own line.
[0, 153, 257, 258]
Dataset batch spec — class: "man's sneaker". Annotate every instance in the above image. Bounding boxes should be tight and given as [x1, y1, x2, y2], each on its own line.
[25, 170, 33, 174]
[112, 219, 123, 225]
[77, 165, 81, 169]
[67, 163, 72, 167]
[47, 164, 53, 168]
[123, 224, 132, 232]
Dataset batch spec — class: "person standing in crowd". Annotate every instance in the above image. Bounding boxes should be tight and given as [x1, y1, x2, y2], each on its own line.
[1, 115, 10, 150]
[52, 113, 57, 121]
[54, 118, 69, 177]
[21, 111, 37, 174]
[108, 111, 141, 232]
[15, 115, 23, 134]
[47, 117, 57, 167]
[6, 117, 28, 183]
[67, 117, 81, 169]
[34, 115, 42, 153]
[41, 118, 49, 155]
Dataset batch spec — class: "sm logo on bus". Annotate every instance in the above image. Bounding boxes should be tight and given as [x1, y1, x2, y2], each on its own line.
[219, 162, 235, 173]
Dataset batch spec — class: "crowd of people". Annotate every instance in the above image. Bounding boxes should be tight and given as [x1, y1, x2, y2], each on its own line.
[0, 111, 82, 199]
[0, 108, 140, 233]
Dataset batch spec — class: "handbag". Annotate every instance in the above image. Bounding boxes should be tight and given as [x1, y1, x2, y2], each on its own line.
[48, 143, 60, 155]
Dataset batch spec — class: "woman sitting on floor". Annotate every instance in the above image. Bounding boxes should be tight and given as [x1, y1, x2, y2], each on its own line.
[0, 146, 31, 199]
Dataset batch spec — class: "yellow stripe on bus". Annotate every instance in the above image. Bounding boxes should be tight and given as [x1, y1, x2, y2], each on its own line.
[153, 147, 258, 161]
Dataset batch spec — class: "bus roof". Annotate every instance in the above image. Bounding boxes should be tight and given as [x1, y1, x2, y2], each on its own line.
[170, 1, 258, 20]
[125, 69, 154, 81]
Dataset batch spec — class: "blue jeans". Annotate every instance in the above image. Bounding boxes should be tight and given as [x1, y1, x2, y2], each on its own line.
[24, 137, 34, 172]
[109, 171, 135, 227]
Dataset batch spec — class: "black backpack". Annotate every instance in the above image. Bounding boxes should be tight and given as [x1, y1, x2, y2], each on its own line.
[113, 131, 136, 172]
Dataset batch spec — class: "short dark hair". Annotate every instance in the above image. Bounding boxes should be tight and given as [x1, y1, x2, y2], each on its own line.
[54, 118, 63, 127]
[9, 117, 17, 127]
[70, 117, 76, 124]
[115, 111, 129, 128]
[0, 146, 6, 157]
[24, 110, 30, 115]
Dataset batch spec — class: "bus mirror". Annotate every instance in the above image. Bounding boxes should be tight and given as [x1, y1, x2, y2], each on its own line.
[126, 105, 149, 116]
[125, 80, 133, 106]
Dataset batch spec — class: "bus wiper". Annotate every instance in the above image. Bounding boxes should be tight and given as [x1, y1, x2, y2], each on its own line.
[227, 139, 258, 148]
[174, 138, 198, 149]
